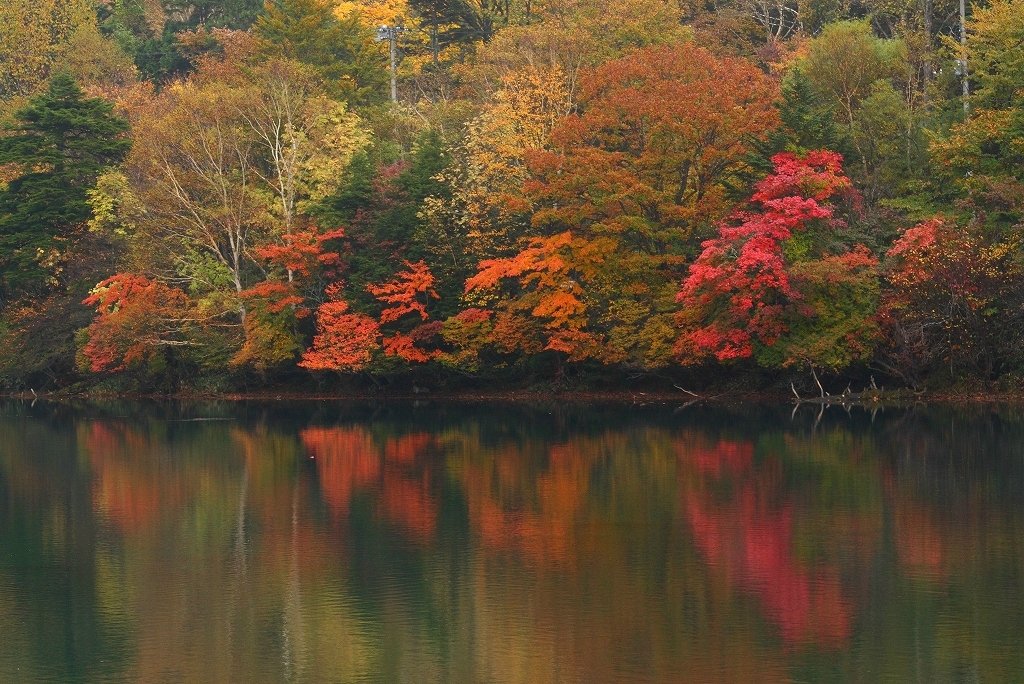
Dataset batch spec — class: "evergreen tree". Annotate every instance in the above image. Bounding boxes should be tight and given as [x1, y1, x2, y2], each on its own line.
[312, 133, 450, 313]
[256, 0, 389, 105]
[0, 73, 130, 301]
[737, 67, 852, 196]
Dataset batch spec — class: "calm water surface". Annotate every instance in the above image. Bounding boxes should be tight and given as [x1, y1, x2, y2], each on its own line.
[0, 400, 1022, 683]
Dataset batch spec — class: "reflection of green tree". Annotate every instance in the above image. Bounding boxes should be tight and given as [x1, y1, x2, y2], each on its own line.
[0, 413, 131, 682]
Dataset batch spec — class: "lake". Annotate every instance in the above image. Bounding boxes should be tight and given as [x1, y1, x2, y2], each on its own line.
[0, 400, 1022, 683]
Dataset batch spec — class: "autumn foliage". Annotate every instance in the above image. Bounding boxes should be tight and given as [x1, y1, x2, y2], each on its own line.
[4, 0, 1020, 391]
[877, 219, 1024, 386]
[526, 43, 780, 246]
[301, 260, 443, 370]
[79, 274, 195, 373]
[299, 286, 381, 371]
[679, 435, 853, 646]
[677, 151, 879, 370]
[447, 44, 782, 369]
[464, 232, 611, 361]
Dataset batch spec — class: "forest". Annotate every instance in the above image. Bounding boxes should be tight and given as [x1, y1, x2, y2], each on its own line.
[0, 0, 1021, 395]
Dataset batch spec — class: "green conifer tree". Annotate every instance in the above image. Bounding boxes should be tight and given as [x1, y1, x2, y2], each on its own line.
[256, 0, 388, 105]
[0, 72, 130, 301]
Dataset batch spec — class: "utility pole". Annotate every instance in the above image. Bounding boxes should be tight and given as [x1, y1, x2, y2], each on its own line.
[375, 25, 405, 103]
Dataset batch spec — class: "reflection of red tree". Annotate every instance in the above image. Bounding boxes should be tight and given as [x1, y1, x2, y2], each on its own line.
[303, 428, 440, 542]
[893, 504, 946, 580]
[692, 439, 754, 476]
[381, 433, 438, 542]
[461, 440, 600, 567]
[679, 437, 852, 648]
[85, 422, 175, 530]
[384, 433, 433, 464]
[380, 475, 437, 540]
[302, 427, 380, 517]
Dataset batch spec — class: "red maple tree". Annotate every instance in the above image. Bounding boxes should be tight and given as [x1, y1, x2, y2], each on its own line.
[677, 151, 878, 369]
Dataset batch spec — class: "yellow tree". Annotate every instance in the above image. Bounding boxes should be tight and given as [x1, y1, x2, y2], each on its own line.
[0, 0, 93, 101]
[107, 33, 367, 368]
[420, 65, 572, 266]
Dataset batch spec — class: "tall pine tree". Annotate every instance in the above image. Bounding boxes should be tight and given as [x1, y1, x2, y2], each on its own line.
[0, 72, 130, 302]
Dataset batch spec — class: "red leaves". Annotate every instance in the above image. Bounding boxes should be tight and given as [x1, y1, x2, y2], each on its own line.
[299, 288, 381, 371]
[678, 152, 876, 367]
[370, 261, 442, 362]
[80, 274, 192, 372]
[301, 261, 443, 370]
[256, 227, 346, 278]
[752, 150, 853, 203]
[877, 218, 1023, 382]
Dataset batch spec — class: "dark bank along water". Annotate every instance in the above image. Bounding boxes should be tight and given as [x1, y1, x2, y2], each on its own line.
[0, 400, 1022, 684]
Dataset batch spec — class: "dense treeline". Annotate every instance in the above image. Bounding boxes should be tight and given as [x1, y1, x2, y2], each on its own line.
[0, 0, 1021, 394]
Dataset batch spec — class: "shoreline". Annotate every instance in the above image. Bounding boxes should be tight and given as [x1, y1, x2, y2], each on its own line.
[4, 388, 1023, 404]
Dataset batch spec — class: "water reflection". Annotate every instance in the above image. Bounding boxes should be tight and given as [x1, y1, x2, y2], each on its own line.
[0, 401, 1022, 683]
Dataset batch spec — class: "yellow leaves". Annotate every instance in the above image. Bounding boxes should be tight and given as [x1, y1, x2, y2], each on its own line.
[424, 64, 574, 265]
[87, 172, 144, 238]
[335, 0, 414, 26]
[0, 0, 93, 100]
[299, 97, 369, 204]
[479, 0, 691, 91]
[124, 48, 371, 302]
[931, 109, 1013, 173]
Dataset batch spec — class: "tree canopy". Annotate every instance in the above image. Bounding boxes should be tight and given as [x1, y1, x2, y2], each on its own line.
[1, 0, 1023, 393]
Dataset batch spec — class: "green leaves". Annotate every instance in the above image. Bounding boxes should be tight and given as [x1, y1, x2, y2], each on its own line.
[256, 0, 388, 105]
[0, 73, 129, 299]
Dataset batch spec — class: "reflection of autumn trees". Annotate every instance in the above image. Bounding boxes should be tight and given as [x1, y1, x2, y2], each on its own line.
[3, 406, 1024, 683]
[302, 428, 439, 541]
[73, 419, 372, 683]
[302, 426, 379, 517]
[84, 421, 185, 530]
[456, 438, 596, 566]
[677, 433, 856, 647]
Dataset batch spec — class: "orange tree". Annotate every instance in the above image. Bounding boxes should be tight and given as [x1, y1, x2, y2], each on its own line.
[457, 43, 779, 369]
[300, 260, 443, 372]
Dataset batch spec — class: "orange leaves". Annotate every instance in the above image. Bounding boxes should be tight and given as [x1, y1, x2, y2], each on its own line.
[381, 322, 444, 363]
[531, 290, 586, 326]
[464, 232, 613, 361]
[299, 295, 381, 372]
[80, 274, 194, 373]
[367, 260, 439, 324]
[369, 261, 442, 362]
[527, 44, 779, 244]
[239, 282, 306, 316]
[256, 227, 345, 278]
[301, 261, 443, 370]
[451, 43, 780, 369]
[466, 231, 573, 291]
[232, 225, 345, 370]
